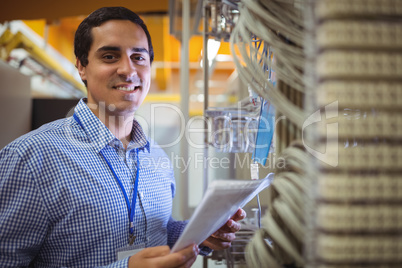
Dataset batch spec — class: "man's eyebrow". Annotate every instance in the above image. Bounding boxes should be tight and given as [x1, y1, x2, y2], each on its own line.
[96, 46, 120, 53]
[132, 47, 149, 54]
[96, 46, 149, 54]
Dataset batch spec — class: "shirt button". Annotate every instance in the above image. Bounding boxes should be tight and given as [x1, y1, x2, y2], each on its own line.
[139, 192, 144, 199]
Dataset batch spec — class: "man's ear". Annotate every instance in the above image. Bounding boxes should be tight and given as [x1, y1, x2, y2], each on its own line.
[76, 58, 87, 81]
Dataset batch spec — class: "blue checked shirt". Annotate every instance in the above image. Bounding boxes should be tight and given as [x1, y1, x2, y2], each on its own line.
[0, 99, 190, 267]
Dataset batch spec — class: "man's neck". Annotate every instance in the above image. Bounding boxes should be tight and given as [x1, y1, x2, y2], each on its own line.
[106, 116, 133, 149]
[90, 106, 134, 149]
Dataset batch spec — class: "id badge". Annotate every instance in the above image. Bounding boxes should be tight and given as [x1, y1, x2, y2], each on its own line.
[116, 243, 145, 260]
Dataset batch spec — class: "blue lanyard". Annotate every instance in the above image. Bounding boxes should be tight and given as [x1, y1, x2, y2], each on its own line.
[73, 113, 140, 244]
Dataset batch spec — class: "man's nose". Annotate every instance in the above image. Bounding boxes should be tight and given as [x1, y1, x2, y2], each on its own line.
[117, 55, 137, 78]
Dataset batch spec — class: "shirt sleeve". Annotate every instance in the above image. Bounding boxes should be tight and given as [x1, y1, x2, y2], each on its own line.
[166, 216, 188, 248]
[0, 148, 49, 267]
[166, 217, 212, 256]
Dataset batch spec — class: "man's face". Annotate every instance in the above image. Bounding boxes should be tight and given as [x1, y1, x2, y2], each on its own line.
[77, 20, 151, 118]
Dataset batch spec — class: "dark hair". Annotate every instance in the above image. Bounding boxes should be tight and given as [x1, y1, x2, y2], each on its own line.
[74, 6, 154, 67]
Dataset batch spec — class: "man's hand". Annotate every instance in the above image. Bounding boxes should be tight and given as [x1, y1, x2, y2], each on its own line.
[201, 208, 246, 251]
[128, 244, 199, 268]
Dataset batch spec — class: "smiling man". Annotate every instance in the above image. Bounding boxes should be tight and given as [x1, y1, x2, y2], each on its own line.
[75, 14, 153, 149]
[0, 6, 245, 268]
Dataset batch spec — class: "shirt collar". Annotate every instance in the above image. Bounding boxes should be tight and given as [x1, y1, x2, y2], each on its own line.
[73, 98, 150, 153]
[128, 120, 150, 153]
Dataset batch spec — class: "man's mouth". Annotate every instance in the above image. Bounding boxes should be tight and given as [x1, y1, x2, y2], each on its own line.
[114, 85, 140, 92]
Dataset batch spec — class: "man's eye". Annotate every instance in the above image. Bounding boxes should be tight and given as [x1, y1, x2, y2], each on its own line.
[132, 55, 145, 61]
[103, 55, 116, 60]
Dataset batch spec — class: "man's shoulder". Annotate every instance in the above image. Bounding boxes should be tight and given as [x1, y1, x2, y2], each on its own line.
[147, 138, 166, 155]
[3, 117, 77, 154]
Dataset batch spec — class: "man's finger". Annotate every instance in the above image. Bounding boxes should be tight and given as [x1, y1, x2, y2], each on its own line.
[211, 231, 236, 242]
[203, 236, 232, 251]
[180, 250, 199, 268]
[216, 219, 242, 233]
[139, 245, 170, 258]
[231, 208, 246, 221]
[154, 244, 199, 267]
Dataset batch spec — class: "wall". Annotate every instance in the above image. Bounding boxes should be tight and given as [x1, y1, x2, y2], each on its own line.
[0, 60, 31, 149]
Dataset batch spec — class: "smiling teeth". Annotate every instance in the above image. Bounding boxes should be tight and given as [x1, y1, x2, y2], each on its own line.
[116, 86, 136, 91]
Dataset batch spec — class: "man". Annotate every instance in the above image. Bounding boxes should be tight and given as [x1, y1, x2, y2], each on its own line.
[0, 6, 245, 267]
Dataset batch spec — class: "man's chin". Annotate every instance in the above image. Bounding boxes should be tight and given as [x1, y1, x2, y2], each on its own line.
[112, 104, 139, 115]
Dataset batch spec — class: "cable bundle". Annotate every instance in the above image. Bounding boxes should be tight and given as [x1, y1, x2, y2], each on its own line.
[230, 2, 309, 264]
[229, 0, 306, 127]
[246, 141, 308, 267]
